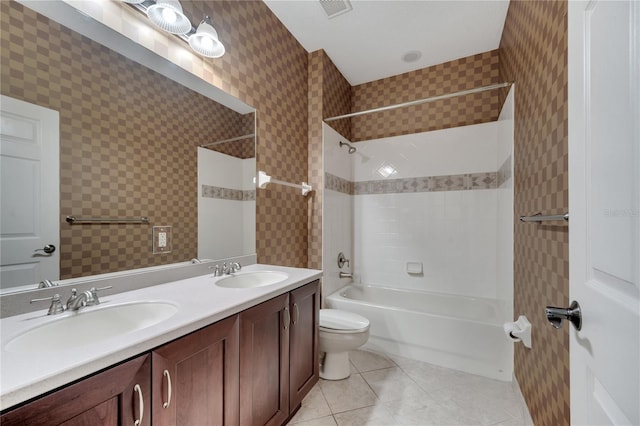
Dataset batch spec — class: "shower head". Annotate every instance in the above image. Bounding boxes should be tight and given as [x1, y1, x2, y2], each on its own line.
[339, 140, 357, 154]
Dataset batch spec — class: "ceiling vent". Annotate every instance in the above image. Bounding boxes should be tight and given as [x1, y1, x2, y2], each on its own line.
[319, 0, 353, 19]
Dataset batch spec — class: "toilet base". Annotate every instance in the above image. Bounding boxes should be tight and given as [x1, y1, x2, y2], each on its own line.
[320, 351, 351, 380]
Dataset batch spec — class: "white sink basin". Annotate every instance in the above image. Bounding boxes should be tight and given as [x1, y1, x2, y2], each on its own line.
[4, 302, 178, 353]
[215, 271, 288, 288]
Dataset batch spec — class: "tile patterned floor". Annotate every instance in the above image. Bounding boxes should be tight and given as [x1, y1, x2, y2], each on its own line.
[288, 349, 533, 426]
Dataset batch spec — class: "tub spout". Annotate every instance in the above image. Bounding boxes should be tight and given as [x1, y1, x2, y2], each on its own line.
[339, 272, 353, 279]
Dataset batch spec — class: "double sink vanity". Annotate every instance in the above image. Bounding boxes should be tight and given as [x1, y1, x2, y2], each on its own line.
[0, 263, 322, 425]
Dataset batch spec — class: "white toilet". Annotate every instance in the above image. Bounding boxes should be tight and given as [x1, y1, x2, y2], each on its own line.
[319, 309, 370, 380]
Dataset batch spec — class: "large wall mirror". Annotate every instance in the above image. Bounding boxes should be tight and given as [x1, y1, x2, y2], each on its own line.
[0, 0, 256, 294]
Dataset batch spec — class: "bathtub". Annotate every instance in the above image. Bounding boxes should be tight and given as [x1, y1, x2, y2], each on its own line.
[325, 284, 513, 381]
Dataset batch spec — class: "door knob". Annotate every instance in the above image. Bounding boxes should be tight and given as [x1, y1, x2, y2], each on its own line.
[34, 244, 56, 254]
[545, 300, 582, 331]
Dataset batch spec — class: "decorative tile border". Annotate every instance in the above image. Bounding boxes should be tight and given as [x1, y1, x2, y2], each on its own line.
[497, 155, 512, 188]
[325, 172, 498, 195]
[202, 185, 255, 201]
[324, 173, 355, 195]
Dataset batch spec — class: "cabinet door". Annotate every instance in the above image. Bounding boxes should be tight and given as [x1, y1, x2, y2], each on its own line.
[152, 315, 239, 426]
[0, 355, 150, 426]
[289, 280, 320, 412]
[239, 293, 290, 426]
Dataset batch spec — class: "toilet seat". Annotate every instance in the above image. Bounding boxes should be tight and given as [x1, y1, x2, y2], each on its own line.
[319, 309, 369, 334]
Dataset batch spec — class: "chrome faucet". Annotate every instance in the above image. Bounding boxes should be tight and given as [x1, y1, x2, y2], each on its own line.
[38, 279, 57, 288]
[209, 262, 242, 276]
[66, 286, 112, 311]
[30, 294, 65, 315]
[66, 289, 92, 311]
[209, 264, 223, 276]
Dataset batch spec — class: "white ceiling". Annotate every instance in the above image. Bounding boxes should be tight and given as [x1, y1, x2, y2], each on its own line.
[263, 0, 509, 86]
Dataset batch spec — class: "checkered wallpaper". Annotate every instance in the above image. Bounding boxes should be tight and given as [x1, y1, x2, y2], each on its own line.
[1, 2, 254, 278]
[308, 50, 352, 270]
[122, 0, 311, 268]
[500, 1, 570, 425]
[185, 0, 309, 267]
[350, 50, 502, 142]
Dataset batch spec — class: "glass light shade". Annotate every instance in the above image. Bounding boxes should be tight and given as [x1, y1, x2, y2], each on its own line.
[189, 18, 225, 58]
[147, 0, 191, 34]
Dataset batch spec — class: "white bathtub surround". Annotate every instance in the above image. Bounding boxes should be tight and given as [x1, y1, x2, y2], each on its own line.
[352, 122, 503, 299]
[326, 285, 511, 381]
[322, 125, 355, 299]
[321, 115, 515, 382]
[354, 189, 499, 298]
[496, 86, 515, 310]
[197, 147, 256, 260]
[289, 349, 533, 426]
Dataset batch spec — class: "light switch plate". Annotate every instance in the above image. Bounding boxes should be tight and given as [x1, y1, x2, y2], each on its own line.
[152, 226, 172, 254]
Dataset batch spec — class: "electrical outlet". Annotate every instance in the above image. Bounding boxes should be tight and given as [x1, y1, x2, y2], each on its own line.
[153, 226, 172, 254]
[158, 232, 167, 248]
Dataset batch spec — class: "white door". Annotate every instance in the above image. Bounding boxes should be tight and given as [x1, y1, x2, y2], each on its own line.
[568, 1, 639, 425]
[0, 95, 60, 290]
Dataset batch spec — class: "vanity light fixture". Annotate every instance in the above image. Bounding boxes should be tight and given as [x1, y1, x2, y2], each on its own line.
[122, 0, 226, 58]
[146, 0, 192, 34]
[189, 17, 225, 58]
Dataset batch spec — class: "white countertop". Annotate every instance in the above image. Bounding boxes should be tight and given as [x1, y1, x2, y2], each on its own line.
[0, 264, 322, 411]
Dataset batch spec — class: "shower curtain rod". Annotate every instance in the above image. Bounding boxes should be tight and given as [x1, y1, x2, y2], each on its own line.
[324, 82, 512, 122]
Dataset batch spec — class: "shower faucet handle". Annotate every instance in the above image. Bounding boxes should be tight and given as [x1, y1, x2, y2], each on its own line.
[337, 252, 350, 269]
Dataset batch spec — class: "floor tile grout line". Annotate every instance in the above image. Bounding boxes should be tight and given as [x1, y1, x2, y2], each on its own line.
[296, 350, 529, 426]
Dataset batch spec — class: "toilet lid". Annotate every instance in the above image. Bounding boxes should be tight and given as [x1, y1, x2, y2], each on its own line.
[319, 309, 369, 331]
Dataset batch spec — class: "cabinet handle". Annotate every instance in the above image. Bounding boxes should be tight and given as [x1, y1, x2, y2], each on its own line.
[292, 303, 299, 325]
[162, 369, 172, 408]
[283, 307, 290, 331]
[133, 384, 144, 426]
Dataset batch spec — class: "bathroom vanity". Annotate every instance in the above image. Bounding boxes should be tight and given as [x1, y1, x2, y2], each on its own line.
[0, 265, 321, 426]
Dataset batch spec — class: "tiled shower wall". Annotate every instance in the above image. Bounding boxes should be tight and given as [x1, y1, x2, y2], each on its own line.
[0, 1, 254, 278]
[310, 49, 507, 275]
[350, 122, 502, 299]
[197, 148, 256, 261]
[500, 1, 570, 425]
[322, 124, 354, 299]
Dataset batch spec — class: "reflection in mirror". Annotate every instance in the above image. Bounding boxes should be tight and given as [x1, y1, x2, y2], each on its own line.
[0, 1, 256, 293]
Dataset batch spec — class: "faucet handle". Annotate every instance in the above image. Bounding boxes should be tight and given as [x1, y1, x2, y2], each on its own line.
[88, 286, 112, 305]
[209, 264, 222, 276]
[30, 294, 64, 315]
[230, 262, 241, 273]
[66, 288, 78, 310]
[38, 279, 57, 289]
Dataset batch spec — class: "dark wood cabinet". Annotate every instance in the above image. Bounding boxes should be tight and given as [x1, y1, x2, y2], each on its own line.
[289, 280, 320, 412]
[1, 280, 320, 426]
[0, 354, 150, 426]
[239, 292, 290, 426]
[239, 280, 320, 426]
[152, 315, 240, 426]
